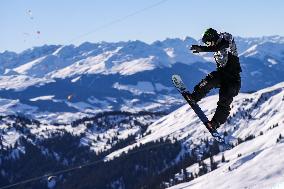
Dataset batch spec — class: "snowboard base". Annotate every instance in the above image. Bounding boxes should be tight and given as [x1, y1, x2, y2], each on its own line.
[172, 74, 232, 149]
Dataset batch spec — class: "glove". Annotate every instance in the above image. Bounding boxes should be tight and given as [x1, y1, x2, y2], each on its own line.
[190, 45, 202, 53]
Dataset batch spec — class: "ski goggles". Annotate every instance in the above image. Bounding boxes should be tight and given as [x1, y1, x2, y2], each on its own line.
[205, 41, 215, 46]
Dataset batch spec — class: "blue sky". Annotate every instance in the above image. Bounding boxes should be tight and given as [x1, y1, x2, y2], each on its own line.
[1, 0, 283, 52]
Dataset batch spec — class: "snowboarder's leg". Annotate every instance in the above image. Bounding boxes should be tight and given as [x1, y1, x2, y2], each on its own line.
[191, 71, 221, 102]
[211, 82, 241, 127]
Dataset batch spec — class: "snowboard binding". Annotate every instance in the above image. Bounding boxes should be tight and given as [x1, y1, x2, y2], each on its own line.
[172, 74, 229, 146]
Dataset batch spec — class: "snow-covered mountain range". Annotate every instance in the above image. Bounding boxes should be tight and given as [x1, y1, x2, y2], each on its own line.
[1, 35, 284, 122]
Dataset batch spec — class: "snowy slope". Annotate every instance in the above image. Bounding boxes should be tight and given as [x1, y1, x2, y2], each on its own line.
[104, 81, 284, 188]
[0, 45, 60, 74]
[1, 70, 284, 189]
[169, 136, 284, 189]
[0, 75, 54, 91]
[240, 42, 284, 63]
[49, 45, 166, 78]
[152, 37, 205, 64]
[0, 98, 37, 115]
[10, 40, 173, 79]
[235, 35, 284, 54]
[106, 80, 284, 157]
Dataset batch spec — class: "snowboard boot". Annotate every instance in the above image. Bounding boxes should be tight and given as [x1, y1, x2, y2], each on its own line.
[206, 120, 220, 133]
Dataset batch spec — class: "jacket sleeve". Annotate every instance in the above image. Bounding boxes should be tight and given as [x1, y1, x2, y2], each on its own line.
[197, 38, 230, 52]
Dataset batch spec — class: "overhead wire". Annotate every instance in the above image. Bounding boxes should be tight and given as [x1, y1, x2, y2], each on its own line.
[67, 0, 170, 44]
[0, 1, 173, 188]
[0, 138, 175, 189]
[67, 0, 170, 89]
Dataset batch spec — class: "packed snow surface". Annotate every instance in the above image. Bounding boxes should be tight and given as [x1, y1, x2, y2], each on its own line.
[105, 82, 284, 189]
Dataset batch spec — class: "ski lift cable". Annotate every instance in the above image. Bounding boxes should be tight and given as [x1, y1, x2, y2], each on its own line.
[0, 139, 174, 189]
[22, 0, 169, 43]
[79, 0, 170, 89]
[0, 1, 173, 188]
[67, 0, 170, 44]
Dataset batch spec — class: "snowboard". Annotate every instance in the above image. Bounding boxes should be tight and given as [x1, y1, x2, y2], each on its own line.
[172, 74, 230, 146]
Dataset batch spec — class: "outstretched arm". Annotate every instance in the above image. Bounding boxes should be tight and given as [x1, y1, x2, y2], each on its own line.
[190, 38, 229, 53]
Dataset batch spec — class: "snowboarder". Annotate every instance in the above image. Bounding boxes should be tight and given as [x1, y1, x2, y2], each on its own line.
[189, 28, 242, 132]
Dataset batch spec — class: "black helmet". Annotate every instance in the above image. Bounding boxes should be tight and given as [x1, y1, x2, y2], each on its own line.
[202, 28, 219, 43]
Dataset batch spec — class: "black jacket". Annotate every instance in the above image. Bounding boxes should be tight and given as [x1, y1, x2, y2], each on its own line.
[195, 32, 242, 81]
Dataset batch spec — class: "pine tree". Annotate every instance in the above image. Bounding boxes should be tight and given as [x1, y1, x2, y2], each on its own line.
[210, 156, 217, 171]
[198, 161, 208, 176]
[237, 137, 243, 145]
[190, 172, 194, 180]
[228, 166, 231, 171]
[221, 153, 226, 163]
[224, 131, 228, 136]
[183, 168, 188, 181]
[276, 134, 282, 143]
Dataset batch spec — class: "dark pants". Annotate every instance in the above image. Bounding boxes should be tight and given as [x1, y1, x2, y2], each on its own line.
[191, 71, 241, 126]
